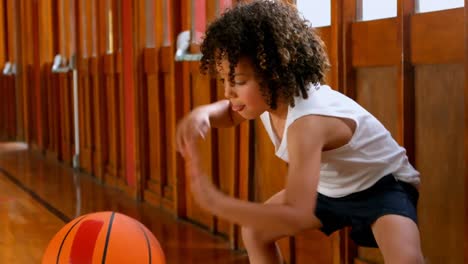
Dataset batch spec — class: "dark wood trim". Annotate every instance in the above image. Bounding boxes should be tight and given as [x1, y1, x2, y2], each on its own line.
[172, 0, 188, 218]
[465, 1, 468, 263]
[396, 0, 415, 163]
[411, 8, 464, 64]
[341, 0, 358, 102]
[330, 0, 341, 90]
[1, 20, 12, 160]
[331, 0, 359, 262]
[0, 0, 5, 64]
[15, 0, 25, 141]
[32, 0, 44, 150]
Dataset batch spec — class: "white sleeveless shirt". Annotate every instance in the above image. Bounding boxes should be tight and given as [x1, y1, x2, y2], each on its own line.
[260, 84, 420, 198]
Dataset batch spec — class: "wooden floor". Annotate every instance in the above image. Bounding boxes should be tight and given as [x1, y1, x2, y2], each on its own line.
[0, 142, 249, 263]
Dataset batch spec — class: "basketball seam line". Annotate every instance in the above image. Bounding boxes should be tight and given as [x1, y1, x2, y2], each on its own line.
[101, 211, 115, 264]
[138, 223, 152, 264]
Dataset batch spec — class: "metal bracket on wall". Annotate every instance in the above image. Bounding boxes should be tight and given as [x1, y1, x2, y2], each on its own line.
[174, 31, 202, 61]
[2, 62, 16, 76]
[51, 54, 71, 73]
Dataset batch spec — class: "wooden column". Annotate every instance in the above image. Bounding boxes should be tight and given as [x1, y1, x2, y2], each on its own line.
[39, 0, 54, 153]
[122, 0, 139, 197]
[172, 0, 189, 217]
[32, 0, 44, 150]
[17, 0, 32, 145]
[14, 0, 25, 141]
[465, 1, 468, 262]
[5, 0, 20, 140]
[332, 0, 359, 99]
[331, 0, 359, 263]
[0, 0, 4, 66]
[397, 0, 415, 163]
[0, 0, 5, 139]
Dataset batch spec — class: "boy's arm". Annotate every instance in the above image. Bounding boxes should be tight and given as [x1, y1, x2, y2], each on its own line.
[187, 115, 331, 236]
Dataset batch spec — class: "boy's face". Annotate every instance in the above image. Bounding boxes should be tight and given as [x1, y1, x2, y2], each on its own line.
[216, 57, 270, 120]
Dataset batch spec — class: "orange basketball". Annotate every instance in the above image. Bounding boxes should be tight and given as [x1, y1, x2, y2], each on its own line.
[42, 211, 165, 264]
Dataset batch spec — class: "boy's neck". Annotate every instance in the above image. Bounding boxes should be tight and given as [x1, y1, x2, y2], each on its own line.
[269, 101, 288, 120]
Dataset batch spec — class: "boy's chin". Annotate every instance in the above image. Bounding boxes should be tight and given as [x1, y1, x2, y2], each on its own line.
[239, 112, 260, 120]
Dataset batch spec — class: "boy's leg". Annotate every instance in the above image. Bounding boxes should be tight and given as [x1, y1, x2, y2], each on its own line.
[241, 227, 284, 264]
[241, 189, 322, 264]
[241, 190, 285, 264]
[371, 214, 424, 264]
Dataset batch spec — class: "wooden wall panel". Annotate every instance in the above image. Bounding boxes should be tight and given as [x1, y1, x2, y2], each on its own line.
[356, 67, 399, 138]
[4, 75, 16, 140]
[295, 230, 333, 264]
[38, 0, 53, 61]
[354, 67, 398, 263]
[0, 75, 6, 139]
[411, 8, 464, 64]
[316, 26, 333, 86]
[25, 65, 36, 145]
[6, 0, 16, 62]
[159, 46, 181, 214]
[1, 76, 8, 139]
[214, 127, 237, 237]
[103, 52, 124, 188]
[77, 58, 93, 174]
[142, 48, 165, 205]
[253, 122, 287, 203]
[352, 19, 399, 67]
[90, 57, 108, 181]
[57, 72, 74, 165]
[139, 1, 182, 212]
[415, 64, 464, 263]
[45, 72, 60, 160]
[115, 51, 126, 191]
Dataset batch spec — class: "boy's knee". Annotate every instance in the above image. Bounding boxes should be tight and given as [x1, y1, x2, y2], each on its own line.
[241, 226, 275, 245]
[241, 226, 260, 244]
[385, 250, 425, 264]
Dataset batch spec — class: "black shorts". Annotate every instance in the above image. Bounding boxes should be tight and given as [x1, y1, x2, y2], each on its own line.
[315, 174, 419, 248]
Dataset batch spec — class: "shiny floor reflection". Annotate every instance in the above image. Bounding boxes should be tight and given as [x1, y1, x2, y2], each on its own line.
[0, 142, 249, 263]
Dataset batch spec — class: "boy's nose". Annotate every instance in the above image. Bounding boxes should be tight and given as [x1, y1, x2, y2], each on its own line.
[224, 85, 235, 99]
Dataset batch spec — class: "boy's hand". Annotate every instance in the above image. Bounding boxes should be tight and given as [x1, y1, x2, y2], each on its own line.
[176, 109, 211, 158]
[184, 140, 223, 211]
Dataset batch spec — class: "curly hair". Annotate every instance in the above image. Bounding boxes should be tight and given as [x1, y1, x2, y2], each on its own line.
[200, 0, 330, 109]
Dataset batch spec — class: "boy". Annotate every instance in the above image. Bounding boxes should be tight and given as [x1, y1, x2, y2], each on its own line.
[176, 1, 424, 263]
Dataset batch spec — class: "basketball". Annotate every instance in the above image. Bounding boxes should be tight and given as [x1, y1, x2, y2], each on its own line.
[42, 211, 165, 264]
